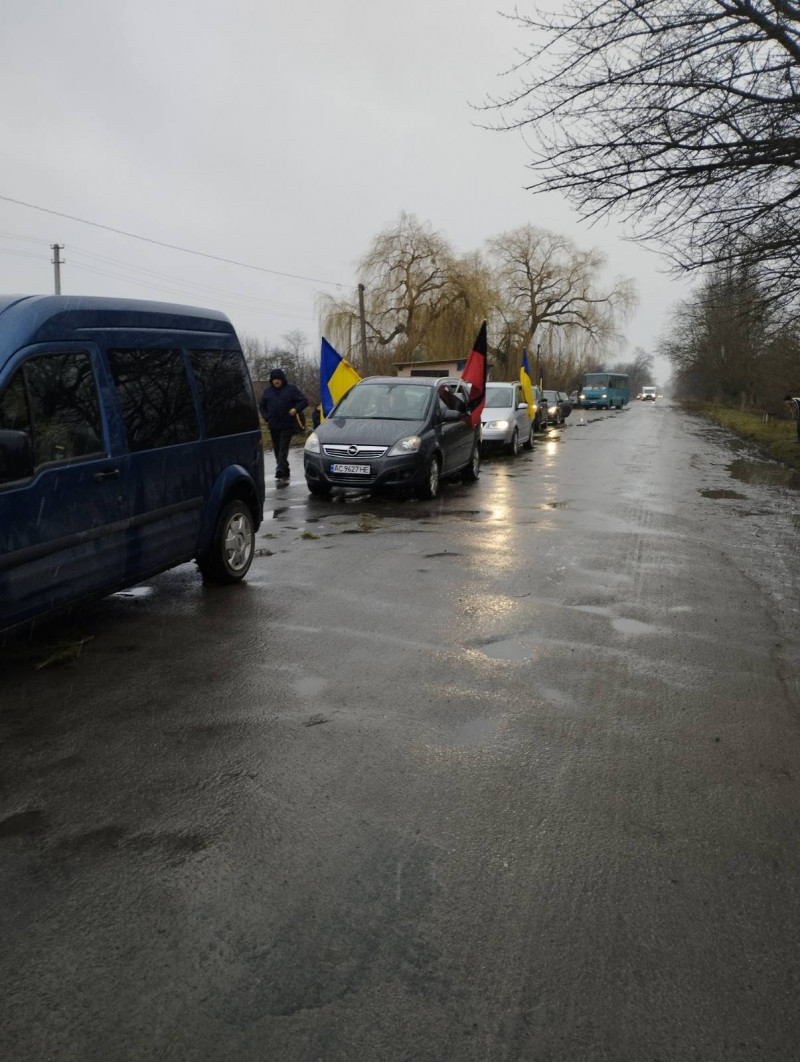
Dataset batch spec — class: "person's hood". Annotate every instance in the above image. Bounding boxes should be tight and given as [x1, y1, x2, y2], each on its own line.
[269, 367, 288, 386]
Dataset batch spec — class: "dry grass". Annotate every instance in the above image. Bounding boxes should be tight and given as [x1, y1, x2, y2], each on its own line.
[689, 402, 800, 471]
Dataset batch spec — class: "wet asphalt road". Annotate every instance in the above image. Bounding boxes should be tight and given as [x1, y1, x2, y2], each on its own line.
[2, 402, 800, 1061]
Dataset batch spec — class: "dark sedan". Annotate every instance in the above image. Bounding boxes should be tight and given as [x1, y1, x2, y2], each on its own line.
[543, 390, 573, 425]
[303, 376, 481, 499]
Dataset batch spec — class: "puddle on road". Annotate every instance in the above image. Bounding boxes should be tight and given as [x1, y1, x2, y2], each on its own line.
[449, 717, 501, 747]
[700, 489, 747, 500]
[293, 676, 327, 697]
[728, 458, 800, 490]
[569, 604, 662, 638]
[111, 585, 155, 599]
[0, 809, 46, 837]
[479, 635, 541, 660]
[612, 617, 661, 637]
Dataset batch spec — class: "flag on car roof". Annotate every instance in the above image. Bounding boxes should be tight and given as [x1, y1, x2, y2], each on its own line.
[460, 322, 488, 428]
[520, 350, 535, 419]
[319, 338, 361, 419]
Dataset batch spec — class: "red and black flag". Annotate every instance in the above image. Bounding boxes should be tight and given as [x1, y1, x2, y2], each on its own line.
[460, 321, 488, 428]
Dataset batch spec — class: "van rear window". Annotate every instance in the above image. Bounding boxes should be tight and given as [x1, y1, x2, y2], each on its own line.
[108, 349, 198, 452]
[189, 350, 259, 437]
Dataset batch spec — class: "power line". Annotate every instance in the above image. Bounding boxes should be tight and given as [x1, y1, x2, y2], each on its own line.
[0, 234, 320, 322]
[0, 193, 345, 288]
[0, 234, 321, 312]
[67, 260, 317, 323]
[67, 245, 316, 314]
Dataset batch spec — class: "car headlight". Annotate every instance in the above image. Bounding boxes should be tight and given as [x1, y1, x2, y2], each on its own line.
[548, 406, 558, 415]
[388, 435, 421, 456]
[486, 419, 509, 430]
[304, 431, 321, 454]
[601, 393, 607, 398]
[579, 393, 585, 400]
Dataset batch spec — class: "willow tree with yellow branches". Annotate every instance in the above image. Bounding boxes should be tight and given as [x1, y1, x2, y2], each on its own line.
[319, 213, 636, 386]
[317, 212, 492, 375]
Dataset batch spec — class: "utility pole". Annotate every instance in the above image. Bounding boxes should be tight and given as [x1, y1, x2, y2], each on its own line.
[51, 243, 64, 295]
[357, 283, 369, 376]
[536, 342, 542, 390]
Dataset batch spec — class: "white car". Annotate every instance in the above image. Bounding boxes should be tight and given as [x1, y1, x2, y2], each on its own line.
[481, 382, 534, 455]
[642, 386, 657, 401]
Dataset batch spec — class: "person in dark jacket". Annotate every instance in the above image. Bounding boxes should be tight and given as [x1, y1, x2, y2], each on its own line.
[258, 368, 308, 480]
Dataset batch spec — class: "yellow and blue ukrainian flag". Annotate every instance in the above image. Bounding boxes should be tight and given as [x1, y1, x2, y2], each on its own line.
[520, 350, 535, 418]
[320, 338, 361, 419]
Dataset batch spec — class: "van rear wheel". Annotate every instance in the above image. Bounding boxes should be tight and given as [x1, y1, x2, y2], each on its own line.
[199, 499, 255, 584]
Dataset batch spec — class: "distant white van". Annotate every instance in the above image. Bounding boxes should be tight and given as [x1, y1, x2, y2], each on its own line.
[642, 387, 657, 401]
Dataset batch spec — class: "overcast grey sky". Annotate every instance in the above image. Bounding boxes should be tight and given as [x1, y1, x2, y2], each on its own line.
[0, 0, 688, 383]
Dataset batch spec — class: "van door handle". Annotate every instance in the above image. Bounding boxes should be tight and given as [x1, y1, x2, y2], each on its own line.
[94, 468, 120, 482]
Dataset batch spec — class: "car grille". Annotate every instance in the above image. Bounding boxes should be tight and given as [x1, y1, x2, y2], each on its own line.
[323, 444, 388, 459]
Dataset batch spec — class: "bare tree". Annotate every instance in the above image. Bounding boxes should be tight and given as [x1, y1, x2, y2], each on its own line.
[241, 331, 317, 402]
[488, 1, 800, 296]
[659, 262, 799, 409]
[610, 347, 655, 396]
[318, 213, 470, 372]
[486, 225, 636, 379]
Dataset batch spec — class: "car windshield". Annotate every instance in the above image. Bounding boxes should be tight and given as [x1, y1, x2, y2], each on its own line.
[333, 382, 432, 420]
[544, 391, 558, 402]
[584, 376, 609, 388]
[484, 387, 513, 408]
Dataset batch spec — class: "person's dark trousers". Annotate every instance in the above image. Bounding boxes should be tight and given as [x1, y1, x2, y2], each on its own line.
[269, 427, 294, 477]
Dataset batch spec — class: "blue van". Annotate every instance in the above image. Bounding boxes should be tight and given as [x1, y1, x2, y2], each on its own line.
[0, 295, 265, 633]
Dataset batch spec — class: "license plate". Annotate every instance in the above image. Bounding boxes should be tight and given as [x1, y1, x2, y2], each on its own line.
[330, 462, 370, 475]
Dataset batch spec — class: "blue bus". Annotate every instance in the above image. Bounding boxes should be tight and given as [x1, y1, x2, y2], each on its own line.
[579, 372, 629, 409]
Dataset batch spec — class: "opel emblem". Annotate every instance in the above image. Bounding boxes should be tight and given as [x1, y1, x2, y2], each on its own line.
[347, 444, 358, 456]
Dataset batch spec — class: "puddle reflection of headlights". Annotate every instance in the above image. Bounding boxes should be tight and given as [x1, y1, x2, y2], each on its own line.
[388, 435, 421, 455]
[486, 420, 509, 430]
[305, 431, 320, 453]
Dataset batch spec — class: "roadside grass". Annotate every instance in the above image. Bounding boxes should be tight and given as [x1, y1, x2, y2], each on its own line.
[687, 402, 800, 472]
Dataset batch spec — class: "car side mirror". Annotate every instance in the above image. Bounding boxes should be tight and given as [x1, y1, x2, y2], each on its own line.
[0, 429, 34, 482]
[442, 408, 462, 422]
[517, 401, 527, 409]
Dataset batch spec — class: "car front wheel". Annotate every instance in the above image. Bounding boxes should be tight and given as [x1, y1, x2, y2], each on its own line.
[507, 428, 520, 456]
[462, 438, 481, 482]
[198, 499, 255, 584]
[417, 454, 441, 499]
[523, 424, 534, 450]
